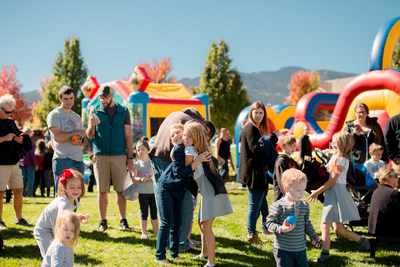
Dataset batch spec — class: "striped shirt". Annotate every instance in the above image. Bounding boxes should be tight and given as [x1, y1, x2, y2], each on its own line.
[266, 197, 318, 252]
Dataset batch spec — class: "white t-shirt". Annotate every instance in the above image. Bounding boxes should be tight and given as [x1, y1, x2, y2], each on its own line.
[47, 107, 84, 162]
[184, 146, 204, 179]
[327, 155, 349, 184]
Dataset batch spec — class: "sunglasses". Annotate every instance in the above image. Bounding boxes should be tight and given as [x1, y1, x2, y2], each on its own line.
[2, 107, 14, 115]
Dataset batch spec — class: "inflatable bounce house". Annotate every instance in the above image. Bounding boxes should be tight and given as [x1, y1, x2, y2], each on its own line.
[234, 16, 400, 176]
[81, 66, 210, 142]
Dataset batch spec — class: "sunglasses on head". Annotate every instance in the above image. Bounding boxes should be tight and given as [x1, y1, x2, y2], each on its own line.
[2, 107, 14, 115]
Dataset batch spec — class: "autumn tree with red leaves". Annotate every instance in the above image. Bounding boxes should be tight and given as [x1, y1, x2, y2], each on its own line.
[0, 65, 32, 126]
[139, 57, 177, 83]
[286, 70, 321, 105]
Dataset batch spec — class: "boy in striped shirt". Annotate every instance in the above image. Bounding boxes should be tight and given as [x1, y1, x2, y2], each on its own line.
[266, 168, 321, 266]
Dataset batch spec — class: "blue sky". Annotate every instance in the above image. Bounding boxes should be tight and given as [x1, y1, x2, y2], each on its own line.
[1, 0, 400, 92]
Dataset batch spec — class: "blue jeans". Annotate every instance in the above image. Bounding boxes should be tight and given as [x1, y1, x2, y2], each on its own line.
[52, 158, 84, 197]
[155, 187, 182, 260]
[247, 187, 268, 234]
[20, 166, 35, 197]
[219, 157, 229, 180]
[273, 248, 309, 267]
[179, 190, 194, 252]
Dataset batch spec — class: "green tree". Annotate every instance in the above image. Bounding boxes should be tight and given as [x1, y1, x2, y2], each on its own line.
[392, 41, 400, 69]
[34, 37, 88, 126]
[192, 40, 249, 133]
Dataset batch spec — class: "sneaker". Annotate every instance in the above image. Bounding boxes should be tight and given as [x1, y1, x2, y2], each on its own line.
[0, 221, 7, 230]
[193, 254, 208, 259]
[98, 220, 108, 232]
[190, 239, 201, 247]
[119, 219, 131, 231]
[141, 234, 148, 240]
[247, 233, 261, 244]
[262, 229, 272, 235]
[15, 218, 32, 226]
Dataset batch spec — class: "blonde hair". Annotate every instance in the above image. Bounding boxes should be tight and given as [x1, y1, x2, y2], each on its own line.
[54, 210, 80, 247]
[328, 131, 354, 173]
[170, 123, 184, 133]
[281, 168, 307, 187]
[57, 169, 86, 198]
[376, 165, 396, 185]
[136, 140, 150, 151]
[184, 121, 218, 174]
[369, 143, 383, 154]
[279, 134, 296, 147]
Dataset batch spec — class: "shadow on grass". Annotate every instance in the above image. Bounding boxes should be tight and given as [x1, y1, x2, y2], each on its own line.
[1, 227, 34, 240]
[0, 244, 41, 259]
[75, 253, 103, 265]
[213, 236, 275, 266]
[80, 230, 143, 245]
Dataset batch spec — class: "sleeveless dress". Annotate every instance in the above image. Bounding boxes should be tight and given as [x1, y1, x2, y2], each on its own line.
[321, 156, 360, 223]
[185, 146, 233, 222]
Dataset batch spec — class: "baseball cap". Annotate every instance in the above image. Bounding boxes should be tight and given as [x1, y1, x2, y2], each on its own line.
[98, 85, 112, 97]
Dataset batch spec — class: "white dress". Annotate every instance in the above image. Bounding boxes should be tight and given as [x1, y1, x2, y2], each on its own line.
[321, 156, 360, 223]
[185, 146, 233, 222]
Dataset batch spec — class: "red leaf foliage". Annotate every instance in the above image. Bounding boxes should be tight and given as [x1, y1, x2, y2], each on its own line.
[0, 65, 32, 125]
[139, 57, 177, 84]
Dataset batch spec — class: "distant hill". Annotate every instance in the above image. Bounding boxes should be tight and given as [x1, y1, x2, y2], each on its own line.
[22, 90, 41, 104]
[179, 66, 356, 106]
[22, 67, 356, 106]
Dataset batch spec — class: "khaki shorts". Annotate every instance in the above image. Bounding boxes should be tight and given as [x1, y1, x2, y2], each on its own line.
[0, 164, 23, 191]
[93, 155, 127, 193]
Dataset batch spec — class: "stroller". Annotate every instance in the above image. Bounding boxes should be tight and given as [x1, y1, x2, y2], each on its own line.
[312, 148, 378, 230]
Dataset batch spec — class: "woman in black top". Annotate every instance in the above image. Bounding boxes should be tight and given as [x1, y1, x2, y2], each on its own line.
[368, 166, 400, 244]
[238, 101, 270, 244]
[344, 103, 388, 164]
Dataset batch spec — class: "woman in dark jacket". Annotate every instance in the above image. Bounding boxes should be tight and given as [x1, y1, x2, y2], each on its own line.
[239, 101, 271, 244]
[344, 103, 388, 164]
[368, 165, 400, 244]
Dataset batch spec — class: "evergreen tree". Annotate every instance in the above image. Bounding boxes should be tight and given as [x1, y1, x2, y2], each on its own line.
[192, 40, 249, 133]
[392, 41, 400, 69]
[34, 37, 88, 126]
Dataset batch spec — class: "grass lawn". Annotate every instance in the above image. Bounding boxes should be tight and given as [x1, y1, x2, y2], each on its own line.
[1, 183, 399, 267]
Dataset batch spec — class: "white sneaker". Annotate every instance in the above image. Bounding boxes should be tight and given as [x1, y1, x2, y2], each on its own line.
[141, 234, 148, 240]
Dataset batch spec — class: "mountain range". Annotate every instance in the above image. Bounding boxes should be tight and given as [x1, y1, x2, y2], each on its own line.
[22, 66, 356, 106]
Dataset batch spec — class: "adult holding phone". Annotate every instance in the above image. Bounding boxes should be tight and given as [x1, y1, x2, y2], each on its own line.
[344, 103, 388, 164]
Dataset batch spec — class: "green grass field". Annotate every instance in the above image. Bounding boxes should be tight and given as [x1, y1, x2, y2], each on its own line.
[1, 183, 399, 267]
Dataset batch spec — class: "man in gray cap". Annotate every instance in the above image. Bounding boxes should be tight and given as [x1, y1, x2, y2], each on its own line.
[86, 85, 134, 232]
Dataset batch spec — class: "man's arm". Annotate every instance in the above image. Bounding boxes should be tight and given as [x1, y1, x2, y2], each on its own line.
[124, 124, 134, 170]
[215, 138, 221, 160]
[49, 127, 86, 144]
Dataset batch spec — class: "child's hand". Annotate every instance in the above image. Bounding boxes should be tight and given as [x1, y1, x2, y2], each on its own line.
[80, 214, 90, 224]
[307, 190, 320, 202]
[311, 236, 321, 248]
[280, 221, 296, 233]
[141, 177, 149, 183]
[198, 151, 212, 162]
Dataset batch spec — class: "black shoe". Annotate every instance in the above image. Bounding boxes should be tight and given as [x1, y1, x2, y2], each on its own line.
[98, 220, 108, 232]
[184, 248, 201, 254]
[15, 218, 32, 226]
[369, 238, 376, 258]
[119, 219, 131, 231]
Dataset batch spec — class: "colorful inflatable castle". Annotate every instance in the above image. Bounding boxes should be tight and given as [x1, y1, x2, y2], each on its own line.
[81, 66, 210, 142]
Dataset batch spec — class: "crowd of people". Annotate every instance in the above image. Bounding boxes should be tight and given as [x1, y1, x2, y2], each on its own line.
[1, 87, 399, 266]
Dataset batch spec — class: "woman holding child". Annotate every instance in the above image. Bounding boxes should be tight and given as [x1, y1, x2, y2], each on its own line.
[344, 103, 388, 164]
[239, 101, 273, 244]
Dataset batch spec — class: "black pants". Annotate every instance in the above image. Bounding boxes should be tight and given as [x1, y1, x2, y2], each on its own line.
[139, 193, 157, 220]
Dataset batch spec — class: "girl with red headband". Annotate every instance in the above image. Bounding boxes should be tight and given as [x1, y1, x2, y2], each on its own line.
[33, 169, 90, 258]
